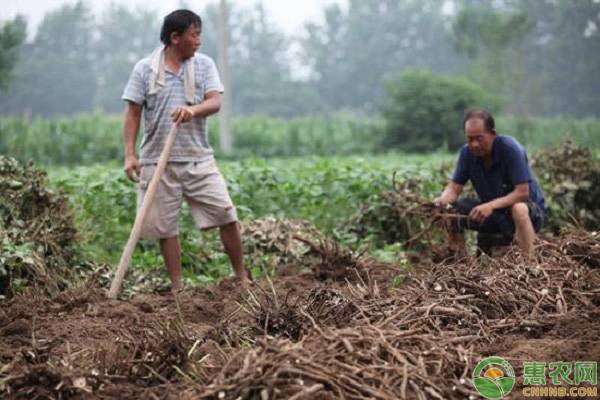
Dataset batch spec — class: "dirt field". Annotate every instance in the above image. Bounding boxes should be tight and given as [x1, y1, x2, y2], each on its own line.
[2, 233, 599, 399]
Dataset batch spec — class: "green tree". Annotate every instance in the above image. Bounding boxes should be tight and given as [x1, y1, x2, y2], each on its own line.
[302, 0, 463, 112]
[452, 2, 533, 114]
[92, 4, 160, 112]
[202, 2, 318, 117]
[0, 15, 26, 91]
[452, 0, 600, 118]
[518, 0, 600, 117]
[0, 1, 95, 116]
[382, 69, 502, 152]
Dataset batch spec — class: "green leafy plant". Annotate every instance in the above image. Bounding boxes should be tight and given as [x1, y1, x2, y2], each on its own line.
[382, 69, 503, 152]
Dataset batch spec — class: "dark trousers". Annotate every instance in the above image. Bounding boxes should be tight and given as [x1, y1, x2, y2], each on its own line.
[452, 197, 544, 239]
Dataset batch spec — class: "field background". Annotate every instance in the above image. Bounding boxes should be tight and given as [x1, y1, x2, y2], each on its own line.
[0, 114, 587, 286]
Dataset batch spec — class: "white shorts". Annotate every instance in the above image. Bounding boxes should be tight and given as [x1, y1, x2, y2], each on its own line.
[137, 160, 238, 239]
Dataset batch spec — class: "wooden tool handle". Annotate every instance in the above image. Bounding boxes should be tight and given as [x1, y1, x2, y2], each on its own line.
[108, 123, 179, 299]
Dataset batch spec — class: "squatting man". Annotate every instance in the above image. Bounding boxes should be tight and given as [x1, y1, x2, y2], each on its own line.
[434, 109, 547, 257]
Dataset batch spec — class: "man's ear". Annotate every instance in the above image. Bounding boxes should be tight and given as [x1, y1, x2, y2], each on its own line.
[170, 31, 180, 45]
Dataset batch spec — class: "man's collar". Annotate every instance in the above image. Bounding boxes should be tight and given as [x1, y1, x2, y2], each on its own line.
[490, 135, 501, 165]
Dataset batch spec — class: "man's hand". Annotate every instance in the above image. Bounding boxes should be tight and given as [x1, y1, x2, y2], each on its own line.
[124, 155, 141, 182]
[434, 182, 463, 207]
[433, 196, 446, 207]
[469, 202, 494, 223]
[171, 106, 195, 124]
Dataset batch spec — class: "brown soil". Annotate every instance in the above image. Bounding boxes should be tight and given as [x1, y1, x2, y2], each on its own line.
[1, 236, 599, 399]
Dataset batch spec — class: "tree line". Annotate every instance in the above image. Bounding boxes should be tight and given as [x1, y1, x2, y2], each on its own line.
[0, 0, 598, 118]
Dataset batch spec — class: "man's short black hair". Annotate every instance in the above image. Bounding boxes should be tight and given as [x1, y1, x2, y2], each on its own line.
[160, 10, 202, 45]
[463, 109, 496, 134]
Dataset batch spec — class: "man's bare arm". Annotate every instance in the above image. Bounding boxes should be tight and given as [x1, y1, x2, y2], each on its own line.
[124, 101, 142, 182]
[171, 91, 222, 124]
[434, 181, 464, 206]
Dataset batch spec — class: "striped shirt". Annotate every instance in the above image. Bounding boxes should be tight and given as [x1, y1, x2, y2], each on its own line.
[122, 52, 224, 165]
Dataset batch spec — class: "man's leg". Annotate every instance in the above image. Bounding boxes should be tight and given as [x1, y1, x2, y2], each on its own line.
[182, 161, 249, 286]
[160, 236, 183, 291]
[511, 202, 536, 256]
[219, 221, 251, 285]
[138, 163, 183, 292]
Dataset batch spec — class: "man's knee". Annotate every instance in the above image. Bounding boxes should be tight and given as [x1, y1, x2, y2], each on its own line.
[511, 202, 530, 223]
[219, 220, 240, 233]
[159, 235, 179, 244]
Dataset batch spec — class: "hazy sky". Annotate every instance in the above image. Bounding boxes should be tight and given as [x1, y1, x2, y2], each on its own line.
[1, 0, 346, 36]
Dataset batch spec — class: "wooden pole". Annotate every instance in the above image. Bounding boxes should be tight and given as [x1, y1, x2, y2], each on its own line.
[108, 123, 179, 299]
[218, 0, 233, 155]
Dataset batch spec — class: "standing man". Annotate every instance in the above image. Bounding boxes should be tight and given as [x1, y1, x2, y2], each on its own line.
[122, 9, 250, 290]
[434, 109, 546, 256]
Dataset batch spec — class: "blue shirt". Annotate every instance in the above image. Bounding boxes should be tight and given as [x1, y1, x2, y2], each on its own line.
[451, 135, 546, 215]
